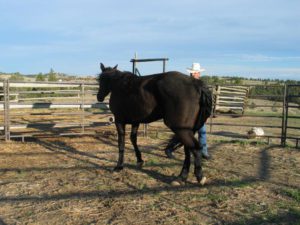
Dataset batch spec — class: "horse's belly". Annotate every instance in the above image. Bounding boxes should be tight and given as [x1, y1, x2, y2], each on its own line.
[111, 104, 162, 124]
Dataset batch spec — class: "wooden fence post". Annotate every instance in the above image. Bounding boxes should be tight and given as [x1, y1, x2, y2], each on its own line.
[80, 82, 85, 134]
[213, 85, 221, 115]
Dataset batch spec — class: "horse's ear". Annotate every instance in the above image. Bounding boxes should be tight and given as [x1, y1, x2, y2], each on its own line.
[113, 64, 118, 70]
[100, 63, 105, 72]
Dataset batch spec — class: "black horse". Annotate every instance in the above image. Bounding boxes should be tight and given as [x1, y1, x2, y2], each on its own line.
[97, 63, 212, 184]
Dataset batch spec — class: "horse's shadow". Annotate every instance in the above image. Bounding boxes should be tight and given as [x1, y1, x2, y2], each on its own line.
[32, 137, 180, 185]
[24, 136, 285, 187]
[125, 163, 179, 184]
[28, 138, 114, 172]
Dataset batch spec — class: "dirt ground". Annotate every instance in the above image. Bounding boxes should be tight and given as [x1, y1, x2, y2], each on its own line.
[0, 133, 299, 225]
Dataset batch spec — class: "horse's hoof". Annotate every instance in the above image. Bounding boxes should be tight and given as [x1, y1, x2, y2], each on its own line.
[199, 176, 207, 186]
[113, 166, 123, 172]
[137, 161, 144, 169]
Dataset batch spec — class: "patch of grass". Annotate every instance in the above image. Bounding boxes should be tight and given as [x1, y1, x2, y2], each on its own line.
[148, 131, 172, 140]
[250, 140, 267, 146]
[138, 183, 147, 190]
[25, 210, 34, 217]
[212, 139, 266, 147]
[233, 208, 300, 225]
[234, 140, 252, 146]
[212, 139, 241, 145]
[206, 193, 228, 202]
[228, 178, 256, 188]
[285, 142, 300, 148]
[246, 111, 282, 117]
[245, 203, 261, 214]
[146, 158, 160, 166]
[15, 170, 28, 179]
[183, 206, 191, 212]
[282, 188, 300, 202]
[289, 207, 300, 221]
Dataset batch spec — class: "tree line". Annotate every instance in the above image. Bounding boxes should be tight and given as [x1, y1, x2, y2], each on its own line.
[0, 68, 68, 82]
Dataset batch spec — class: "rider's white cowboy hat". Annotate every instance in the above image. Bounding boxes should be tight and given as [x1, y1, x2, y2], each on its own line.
[187, 63, 205, 73]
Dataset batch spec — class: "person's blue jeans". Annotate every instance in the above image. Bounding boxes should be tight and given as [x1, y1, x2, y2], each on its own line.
[198, 124, 208, 154]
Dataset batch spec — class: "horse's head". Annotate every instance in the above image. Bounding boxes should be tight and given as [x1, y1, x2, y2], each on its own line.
[97, 63, 118, 102]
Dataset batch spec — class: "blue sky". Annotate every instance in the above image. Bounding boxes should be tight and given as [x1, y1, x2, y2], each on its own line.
[0, 0, 299, 80]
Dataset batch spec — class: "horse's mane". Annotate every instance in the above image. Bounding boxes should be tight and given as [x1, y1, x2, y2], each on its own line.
[123, 71, 136, 76]
[97, 70, 136, 83]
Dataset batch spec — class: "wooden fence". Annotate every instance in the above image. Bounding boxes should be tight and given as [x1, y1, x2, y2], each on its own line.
[213, 85, 249, 115]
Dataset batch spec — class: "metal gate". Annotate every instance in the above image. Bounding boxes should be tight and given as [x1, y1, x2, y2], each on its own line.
[281, 84, 300, 147]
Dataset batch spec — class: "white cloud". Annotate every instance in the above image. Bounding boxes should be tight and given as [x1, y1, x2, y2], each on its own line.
[222, 54, 300, 62]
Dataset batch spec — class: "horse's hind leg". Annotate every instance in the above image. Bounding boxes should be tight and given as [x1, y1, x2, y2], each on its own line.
[130, 123, 144, 168]
[190, 147, 203, 183]
[115, 123, 126, 171]
[179, 146, 191, 181]
[174, 129, 203, 183]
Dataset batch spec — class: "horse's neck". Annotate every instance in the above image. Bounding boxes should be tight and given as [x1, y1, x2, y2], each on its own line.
[113, 71, 135, 80]
[111, 71, 137, 92]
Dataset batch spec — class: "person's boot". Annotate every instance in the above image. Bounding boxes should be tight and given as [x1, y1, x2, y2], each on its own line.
[165, 148, 174, 159]
[201, 147, 210, 160]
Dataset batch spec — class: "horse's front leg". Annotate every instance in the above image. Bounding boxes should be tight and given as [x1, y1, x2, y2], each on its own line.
[130, 123, 144, 168]
[114, 122, 126, 171]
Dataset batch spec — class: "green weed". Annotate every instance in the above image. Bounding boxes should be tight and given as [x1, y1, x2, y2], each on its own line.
[282, 188, 300, 202]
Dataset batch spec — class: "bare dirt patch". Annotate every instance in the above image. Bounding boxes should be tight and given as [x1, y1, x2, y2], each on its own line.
[0, 135, 299, 225]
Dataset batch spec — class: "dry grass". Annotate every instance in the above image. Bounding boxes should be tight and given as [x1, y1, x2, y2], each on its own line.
[0, 135, 299, 225]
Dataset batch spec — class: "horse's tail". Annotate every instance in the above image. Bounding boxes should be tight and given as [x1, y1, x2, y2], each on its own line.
[193, 85, 212, 132]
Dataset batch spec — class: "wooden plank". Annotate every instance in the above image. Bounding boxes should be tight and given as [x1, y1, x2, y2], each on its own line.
[13, 90, 81, 94]
[220, 86, 249, 90]
[0, 82, 98, 88]
[0, 93, 18, 96]
[220, 86, 248, 90]
[220, 89, 247, 93]
[0, 102, 110, 110]
[219, 90, 248, 95]
[0, 121, 113, 131]
[215, 106, 244, 110]
[218, 98, 245, 102]
[217, 101, 245, 104]
[18, 96, 80, 101]
[218, 96, 245, 100]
